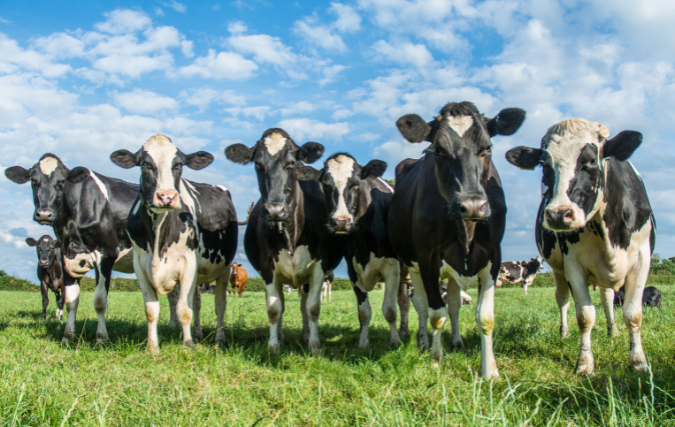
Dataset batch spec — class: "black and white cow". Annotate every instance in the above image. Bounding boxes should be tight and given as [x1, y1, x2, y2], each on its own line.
[389, 101, 526, 379]
[111, 134, 238, 352]
[26, 235, 65, 320]
[506, 118, 655, 374]
[224, 128, 343, 354]
[6, 154, 140, 343]
[496, 256, 544, 294]
[298, 153, 410, 349]
[614, 285, 662, 308]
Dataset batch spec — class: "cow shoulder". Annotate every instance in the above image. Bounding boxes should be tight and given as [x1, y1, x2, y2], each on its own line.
[183, 180, 237, 231]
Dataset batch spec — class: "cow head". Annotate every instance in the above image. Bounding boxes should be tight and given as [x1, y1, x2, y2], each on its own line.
[5, 154, 89, 225]
[505, 119, 642, 231]
[224, 128, 324, 223]
[295, 153, 387, 234]
[110, 134, 213, 214]
[26, 235, 58, 268]
[396, 102, 525, 221]
[532, 255, 544, 269]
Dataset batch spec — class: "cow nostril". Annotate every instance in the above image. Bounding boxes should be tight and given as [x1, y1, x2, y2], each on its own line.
[564, 210, 574, 221]
[457, 203, 467, 214]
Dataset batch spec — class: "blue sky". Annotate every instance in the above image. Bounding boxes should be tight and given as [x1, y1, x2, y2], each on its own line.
[2, 0, 675, 280]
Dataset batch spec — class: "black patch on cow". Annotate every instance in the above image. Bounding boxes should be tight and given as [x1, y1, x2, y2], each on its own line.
[487, 108, 527, 137]
[505, 146, 543, 170]
[568, 144, 603, 219]
[602, 131, 642, 161]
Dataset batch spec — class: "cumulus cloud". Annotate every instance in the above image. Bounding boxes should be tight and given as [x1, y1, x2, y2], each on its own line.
[293, 20, 347, 53]
[179, 49, 258, 80]
[179, 88, 246, 111]
[94, 9, 152, 35]
[331, 3, 361, 33]
[112, 88, 178, 114]
[275, 118, 349, 141]
[280, 101, 317, 116]
[372, 40, 434, 68]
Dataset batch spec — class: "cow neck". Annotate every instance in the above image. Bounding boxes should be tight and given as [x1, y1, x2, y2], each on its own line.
[276, 180, 305, 253]
[452, 219, 477, 255]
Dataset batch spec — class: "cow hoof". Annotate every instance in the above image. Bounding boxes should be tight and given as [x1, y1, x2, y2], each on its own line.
[358, 339, 370, 350]
[193, 328, 203, 343]
[96, 335, 109, 344]
[169, 320, 178, 328]
[399, 329, 410, 342]
[560, 328, 570, 339]
[484, 370, 500, 380]
[269, 343, 280, 354]
[183, 340, 194, 349]
[631, 361, 649, 372]
[62, 333, 75, 343]
[390, 337, 402, 349]
[575, 361, 594, 376]
[215, 332, 226, 347]
[608, 327, 620, 338]
[452, 339, 464, 350]
[309, 341, 321, 355]
[147, 346, 159, 355]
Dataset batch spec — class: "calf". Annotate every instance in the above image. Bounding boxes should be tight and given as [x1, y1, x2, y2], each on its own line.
[26, 235, 65, 320]
[497, 256, 544, 294]
[389, 101, 526, 378]
[225, 128, 343, 354]
[614, 285, 662, 308]
[229, 263, 248, 297]
[321, 272, 333, 303]
[111, 134, 238, 352]
[298, 153, 410, 348]
[506, 118, 655, 374]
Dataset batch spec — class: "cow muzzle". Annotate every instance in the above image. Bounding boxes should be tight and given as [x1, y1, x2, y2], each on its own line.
[332, 216, 353, 233]
[264, 202, 287, 221]
[544, 206, 575, 231]
[34, 209, 55, 225]
[154, 190, 180, 209]
[456, 196, 489, 221]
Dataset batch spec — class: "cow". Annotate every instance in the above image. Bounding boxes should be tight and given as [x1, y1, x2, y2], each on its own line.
[230, 263, 248, 297]
[614, 285, 662, 308]
[321, 272, 334, 303]
[26, 235, 66, 320]
[389, 101, 526, 379]
[505, 118, 655, 374]
[496, 256, 545, 294]
[297, 153, 410, 348]
[5, 153, 143, 343]
[110, 134, 238, 352]
[224, 128, 343, 354]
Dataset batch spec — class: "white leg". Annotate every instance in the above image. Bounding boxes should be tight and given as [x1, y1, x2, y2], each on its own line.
[306, 267, 324, 354]
[266, 277, 283, 353]
[62, 284, 80, 343]
[382, 262, 402, 348]
[328, 283, 332, 302]
[214, 273, 228, 346]
[355, 286, 372, 350]
[446, 278, 463, 350]
[93, 266, 109, 343]
[564, 262, 594, 375]
[476, 268, 499, 379]
[523, 276, 534, 295]
[167, 286, 179, 328]
[397, 280, 410, 342]
[410, 270, 429, 349]
[599, 287, 619, 337]
[192, 286, 203, 342]
[554, 271, 571, 338]
[136, 269, 160, 353]
[623, 246, 650, 371]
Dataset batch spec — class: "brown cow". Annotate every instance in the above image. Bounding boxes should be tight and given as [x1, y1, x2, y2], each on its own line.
[230, 263, 248, 297]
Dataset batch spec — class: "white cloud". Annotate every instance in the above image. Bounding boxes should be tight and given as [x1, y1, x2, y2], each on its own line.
[224, 106, 270, 121]
[372, 40, 434, 68]
[354, 132, 379, 141]
[0, 34, 71, 78]
[180, 88, 246, 111]
[94, 9, 152, 35]
[275, 118, 349, 141]
[179, 49, 258, 80]
[372, 139, 426, 169]
[320, 64, 347, 85]
[293, 20, 347, 52]
[331, 3, 361, 33]
[332, 108, 352, 120]
[280, 101, 317, 116]
[228, 21, 248, 35]
[112, 89, 178, 114]
[165, 1, 187, 13]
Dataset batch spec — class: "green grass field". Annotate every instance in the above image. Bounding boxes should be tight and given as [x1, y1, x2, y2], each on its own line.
[0, 286, 673, 426]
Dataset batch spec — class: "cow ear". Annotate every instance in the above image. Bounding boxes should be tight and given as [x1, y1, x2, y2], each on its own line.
[361, 160, 387, 179]
[185, 151, 214, 170]
[296, 142, 324, 164]
[505, 146, 543, 170]
[110, 149, 138, 169]
[5, 166, 31, 184]
[396, 114, 432, 143]
[67, 167, 90, 183]
[26, 238, 37, 247]
[238, 263, 242, 267]
[487, 108, 526, 137]
[225, 144, 254, 165]
[602, 131, 642, 161]
[295, 165, 322, 181]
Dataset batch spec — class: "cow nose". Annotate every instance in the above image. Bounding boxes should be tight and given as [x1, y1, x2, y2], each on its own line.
[35, 209, 54, 223]
[457, 197, 489, 220]
[155, 190, 178, 207]
[264, 203, 287, 220]
[545, 207, 574, 229]
[333, 216, 353, 232]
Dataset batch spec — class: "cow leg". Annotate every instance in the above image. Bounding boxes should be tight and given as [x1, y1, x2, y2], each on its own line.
[397, 280, 410, 342]
[554, 271, 571, 338]
[382, 261, 402, 348]
[446, 278, 463, 350]
[93, 257, 115, 343]
[299, 284, 310, 344]
[305, 267, 325, 354]
[176, 275, 196, 349]
[599, 287, 619, 337]
[277, 284, 285, 346]
[565, 262, 594, 375]
[353, 285, 372, 349]
[214, 273, 229, 346]
[328, 283, 332, 302]
[623, 248, 649, 371]
[266, 276, 284, 353]
[40, 281, 49, 320]
[167, 286, 179, 328]
[62, 283, 80, 343]
[523, 276, 533, 295]
[476, 267, 499, 379]
[137, 269, 160, 353]
[55, 290, 64, 321]
[409, 268, 430, 350]
[192, 286, 203, 343]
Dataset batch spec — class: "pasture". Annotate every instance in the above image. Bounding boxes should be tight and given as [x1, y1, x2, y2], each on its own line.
[0, 286, 673, 426]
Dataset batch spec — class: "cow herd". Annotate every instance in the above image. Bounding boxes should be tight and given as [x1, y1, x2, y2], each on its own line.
[7, 101, 661, 379]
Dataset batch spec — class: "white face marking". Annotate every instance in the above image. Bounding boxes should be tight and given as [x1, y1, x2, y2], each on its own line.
[39, 157, 59, 176]
[263, 132, 287, 156]
[143, 134, 179, 192]
[88, 170, 109, 201]
[326, 155, 355, 220]
[446, 115, 474, 137]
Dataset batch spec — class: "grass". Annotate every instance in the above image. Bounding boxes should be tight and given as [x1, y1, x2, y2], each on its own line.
[0, 286, 673, 426]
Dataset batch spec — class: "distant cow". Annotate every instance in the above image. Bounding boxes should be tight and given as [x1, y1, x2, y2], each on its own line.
[26, 235, 65, 320]
[225, 128, 343, 354]
[438, 281, 472, 306]
[230, 263, 248, 297]
[111, 134, 238, 352]
[199, 284, 216, 294]
[389, 101, 526, 379]
[614, 286, 662, 308]
[497, 256, 544, 294]
[506, 118, 655, 374]
[321, 272, 334, 303]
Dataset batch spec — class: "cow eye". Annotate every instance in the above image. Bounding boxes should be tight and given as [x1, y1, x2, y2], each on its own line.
[173, 163, 182, 170]
[588, 158, 597, 166]
[141, 162, 151, 169]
